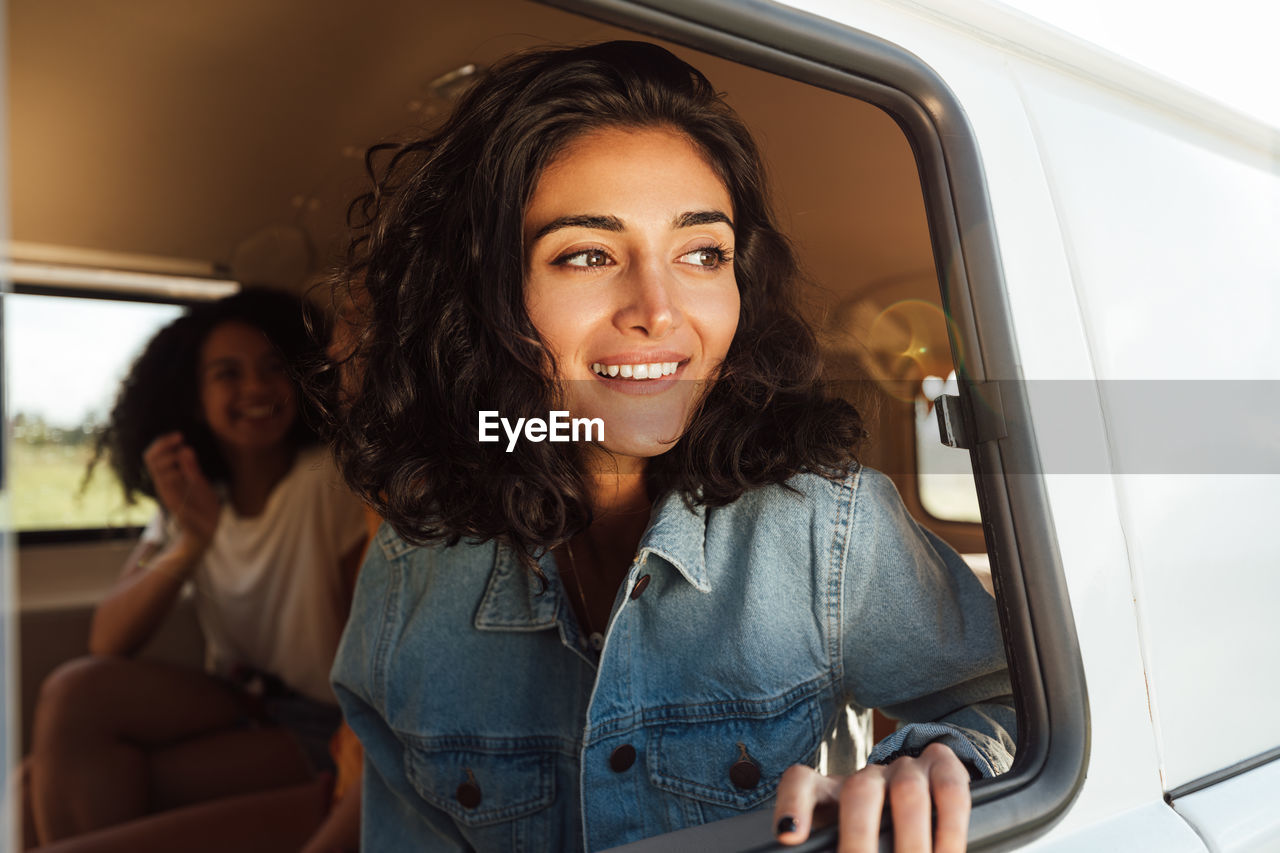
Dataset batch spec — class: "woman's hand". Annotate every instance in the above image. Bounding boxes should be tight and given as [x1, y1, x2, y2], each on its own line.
[144, 432, 221, 550]
[773, 742, 971, 853]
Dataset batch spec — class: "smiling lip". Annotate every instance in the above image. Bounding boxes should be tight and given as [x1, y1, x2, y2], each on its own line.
[589, 352, 689, 377]
[588, 351, 689, 393]
[237, 403, 280, 422]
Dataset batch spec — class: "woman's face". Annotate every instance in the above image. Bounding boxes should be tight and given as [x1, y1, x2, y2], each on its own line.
[198, 320, 297, 455]
[524, 127, 740, 464]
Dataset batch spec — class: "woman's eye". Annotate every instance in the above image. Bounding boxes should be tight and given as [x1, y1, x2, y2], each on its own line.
[678, 247, 731, 269]
[559, 248, 613, 268]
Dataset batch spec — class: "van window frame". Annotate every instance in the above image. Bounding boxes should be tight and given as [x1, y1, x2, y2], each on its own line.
[540, 0, 1090, 846]
[7, 284, 204, 547]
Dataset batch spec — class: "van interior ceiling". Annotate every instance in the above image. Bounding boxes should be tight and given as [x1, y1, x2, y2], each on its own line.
[7, 0, 981, 752]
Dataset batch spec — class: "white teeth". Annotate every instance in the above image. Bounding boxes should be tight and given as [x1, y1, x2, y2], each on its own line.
[590, 360, 683, 380]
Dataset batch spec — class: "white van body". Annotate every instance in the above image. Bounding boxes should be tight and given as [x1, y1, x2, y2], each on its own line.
[773, 0, 1280, 850]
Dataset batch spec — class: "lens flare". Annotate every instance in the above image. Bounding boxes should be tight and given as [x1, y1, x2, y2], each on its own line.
[864, 299, 959, 402]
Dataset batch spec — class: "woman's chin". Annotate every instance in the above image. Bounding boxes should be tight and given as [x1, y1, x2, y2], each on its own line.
[572, 423, 678, 467]
[594, 437, 679, 465]
[578, 409, 687, 463]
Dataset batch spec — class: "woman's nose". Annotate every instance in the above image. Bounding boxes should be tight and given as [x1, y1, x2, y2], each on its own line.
[612, 260, 683, 339]
[241, 374, 270, 398]
[243, 367, 284, 398]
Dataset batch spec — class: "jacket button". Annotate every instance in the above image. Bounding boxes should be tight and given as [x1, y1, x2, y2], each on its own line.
[455, 781, 482, 809]
[630, 574, 651, 600]
[730, 758, 761, 789]
[610, 744, 636, 772]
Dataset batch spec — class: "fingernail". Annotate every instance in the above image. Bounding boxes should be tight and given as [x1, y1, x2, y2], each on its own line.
[776, 816, 798, 836]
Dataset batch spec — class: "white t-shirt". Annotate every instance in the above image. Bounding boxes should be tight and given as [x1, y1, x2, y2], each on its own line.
[142, 445, 367, 704]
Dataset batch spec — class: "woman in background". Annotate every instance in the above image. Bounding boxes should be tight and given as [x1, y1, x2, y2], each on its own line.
[26, 289, 367, 851]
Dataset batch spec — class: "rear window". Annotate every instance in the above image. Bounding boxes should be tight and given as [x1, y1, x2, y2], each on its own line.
[5, 293, 183, 531]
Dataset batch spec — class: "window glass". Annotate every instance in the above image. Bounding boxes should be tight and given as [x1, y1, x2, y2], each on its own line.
[4, 293, 184, 531]
[849, 295, 983, 525]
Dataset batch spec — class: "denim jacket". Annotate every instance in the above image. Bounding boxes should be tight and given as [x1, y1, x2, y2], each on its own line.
[332, 467, 1015, 852]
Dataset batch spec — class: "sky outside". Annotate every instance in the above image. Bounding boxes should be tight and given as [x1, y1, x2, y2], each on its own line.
[5, 294, 183, 428]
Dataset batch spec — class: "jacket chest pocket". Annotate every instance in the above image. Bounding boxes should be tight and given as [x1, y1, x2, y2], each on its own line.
[404, 742, 559, 852]
[647, 695, 825, 821]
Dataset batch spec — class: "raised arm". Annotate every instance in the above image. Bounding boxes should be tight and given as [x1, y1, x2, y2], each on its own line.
[88, 432, 221, 657]
[775, 468, 1014, 851]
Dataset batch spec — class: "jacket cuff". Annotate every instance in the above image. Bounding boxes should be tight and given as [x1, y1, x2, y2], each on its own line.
[866, 722, 1007, 779]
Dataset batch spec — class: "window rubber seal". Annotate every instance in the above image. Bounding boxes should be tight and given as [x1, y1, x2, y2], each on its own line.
[17, 527, 144, 547]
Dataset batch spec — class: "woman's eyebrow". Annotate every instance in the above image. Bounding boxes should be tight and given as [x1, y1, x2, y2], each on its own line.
[533, 214, 625, 241]
[675, 210, 734, 231]
[532, 210, 734, 242]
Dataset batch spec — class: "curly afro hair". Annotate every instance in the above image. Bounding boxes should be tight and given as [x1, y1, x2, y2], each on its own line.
[92, 288, 325, 504]
[313, 41, 865, 567]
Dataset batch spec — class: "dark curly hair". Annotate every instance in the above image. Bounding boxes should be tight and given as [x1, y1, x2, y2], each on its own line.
[317, 40, 865, 563]
[92, 288, 325, 503]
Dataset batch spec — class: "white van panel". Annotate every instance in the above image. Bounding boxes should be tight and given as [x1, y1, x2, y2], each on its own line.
[1010, 65, 1280, 787]
[1108, 474, 1280, 787]
[1022, 801, 1206, 853]
[1173, 759, 1280, 852]
[1012, 71, 1277, 384]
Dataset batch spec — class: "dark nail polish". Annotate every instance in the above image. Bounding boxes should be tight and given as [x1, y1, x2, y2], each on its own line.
[776, 816, 798, 836]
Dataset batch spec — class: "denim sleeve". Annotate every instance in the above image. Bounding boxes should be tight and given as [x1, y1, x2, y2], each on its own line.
[331, 534, 470, 851]
[840, 469, 1016, 778]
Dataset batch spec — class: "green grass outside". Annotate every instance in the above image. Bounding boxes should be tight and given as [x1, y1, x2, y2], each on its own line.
[8, 440, 157, 531]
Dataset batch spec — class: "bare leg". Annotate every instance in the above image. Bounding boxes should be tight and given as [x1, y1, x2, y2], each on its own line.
[32, 777, 331, 853]
[29, 656, 311, 842]
[148, 726, 314, 811]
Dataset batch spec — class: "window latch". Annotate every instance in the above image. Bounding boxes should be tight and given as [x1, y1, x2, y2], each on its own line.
[935, 382, 1008, 450]
[935, 394, 970, 449]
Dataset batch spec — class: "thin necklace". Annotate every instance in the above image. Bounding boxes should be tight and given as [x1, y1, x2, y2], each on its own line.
[564, 540, 605, 651]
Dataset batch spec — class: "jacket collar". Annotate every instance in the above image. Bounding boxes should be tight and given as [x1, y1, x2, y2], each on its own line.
[637, 489, 710, 593]
[474, 545, 561, 631]
[474, 489, 711, 632]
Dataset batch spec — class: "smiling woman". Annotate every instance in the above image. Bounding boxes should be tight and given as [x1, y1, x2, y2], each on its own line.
[318, 40, 1013, 853]
[23, 289, 369, 849]
[523, 126, 740, 463]
[196, 322, 298, 459]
